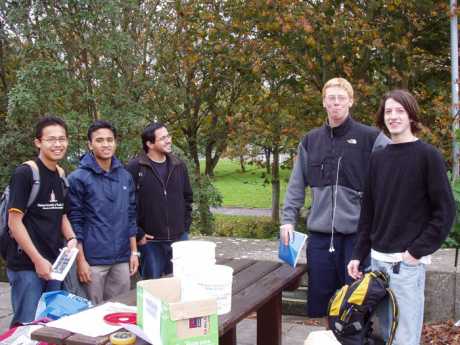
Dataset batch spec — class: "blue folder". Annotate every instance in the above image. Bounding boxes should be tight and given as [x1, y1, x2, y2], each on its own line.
[278, 231, 307, 268]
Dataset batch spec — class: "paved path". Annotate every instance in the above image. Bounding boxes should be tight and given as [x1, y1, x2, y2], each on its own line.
[211, 206, 272, 217]
[0, 282, 12, 332]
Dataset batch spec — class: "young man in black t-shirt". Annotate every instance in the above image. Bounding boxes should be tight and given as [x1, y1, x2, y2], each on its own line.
[6, 116, 77, 326]
[347, 90, 455, 345]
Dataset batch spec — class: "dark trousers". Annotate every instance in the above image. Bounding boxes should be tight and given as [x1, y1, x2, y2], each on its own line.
[306, 231, 368, 317]
[139, 232, 189, 279]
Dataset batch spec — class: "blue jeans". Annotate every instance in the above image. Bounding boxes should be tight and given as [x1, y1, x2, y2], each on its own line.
[7, 269, 62, 326]
[139, 232, 189, 279]
[372, 258, 425, 345]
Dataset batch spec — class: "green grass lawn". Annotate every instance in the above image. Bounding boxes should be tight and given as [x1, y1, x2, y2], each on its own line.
[211, 159, 293, 208]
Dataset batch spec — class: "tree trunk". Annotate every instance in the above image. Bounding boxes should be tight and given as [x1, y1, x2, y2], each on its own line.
[239, 154, 246, 172]
[271, 145, 280, 224]
[264, 147, 271, 174]
[188, 135, 201, 177]
[204, 138, 227, 177]
[205, 146, 214, 177]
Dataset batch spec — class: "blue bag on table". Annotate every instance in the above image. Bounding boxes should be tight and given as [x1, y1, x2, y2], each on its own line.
[35, 290, 92, 320]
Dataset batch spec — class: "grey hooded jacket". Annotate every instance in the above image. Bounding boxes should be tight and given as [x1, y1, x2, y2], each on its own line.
[282, 116, 390, 235]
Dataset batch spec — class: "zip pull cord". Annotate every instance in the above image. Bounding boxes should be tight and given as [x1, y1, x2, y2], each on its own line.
[329, 156, 342, 253]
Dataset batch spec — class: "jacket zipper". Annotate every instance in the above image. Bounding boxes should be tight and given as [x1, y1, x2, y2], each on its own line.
[147, 161, 177, 240]
[163, 165, 176, 240]
[330, 126, 335, 225]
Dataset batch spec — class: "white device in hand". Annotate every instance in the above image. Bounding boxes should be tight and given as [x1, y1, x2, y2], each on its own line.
[50, 247, 79, 281]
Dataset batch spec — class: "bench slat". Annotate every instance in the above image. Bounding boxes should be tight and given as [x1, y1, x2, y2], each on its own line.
[219, 263, 305, 333]
[218, 258, 255, 274]
[232, 260, 281, 294]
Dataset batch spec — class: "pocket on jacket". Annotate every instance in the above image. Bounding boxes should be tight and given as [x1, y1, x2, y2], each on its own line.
[307, 160, 323, 185]
[333, 186, 362, 234]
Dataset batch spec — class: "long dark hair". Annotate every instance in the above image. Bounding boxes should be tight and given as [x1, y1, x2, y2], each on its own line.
[376, 89, 421, 133]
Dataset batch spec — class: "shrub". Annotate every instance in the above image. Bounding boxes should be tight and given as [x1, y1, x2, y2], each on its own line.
[212, 215, 279, 239]
[206, 214, 308, 239]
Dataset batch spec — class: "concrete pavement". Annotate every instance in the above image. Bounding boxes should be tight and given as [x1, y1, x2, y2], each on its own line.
[0, 282, 12, 333]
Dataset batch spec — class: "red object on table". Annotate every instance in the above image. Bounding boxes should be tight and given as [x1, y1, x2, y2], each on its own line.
[103, 312, 137, 326]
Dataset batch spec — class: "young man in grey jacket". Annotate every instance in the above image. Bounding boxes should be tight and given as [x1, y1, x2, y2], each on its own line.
[280, 78, 390, 319]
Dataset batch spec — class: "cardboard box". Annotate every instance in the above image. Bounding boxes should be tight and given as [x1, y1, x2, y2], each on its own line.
[137, 277, 218, 345]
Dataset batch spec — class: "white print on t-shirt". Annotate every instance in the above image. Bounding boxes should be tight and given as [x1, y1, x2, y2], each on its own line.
[36, 189, 64, 210]
[50, 190, 57, 203]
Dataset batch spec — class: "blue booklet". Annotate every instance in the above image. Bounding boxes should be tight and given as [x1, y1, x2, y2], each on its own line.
[278, 231, 308, 268]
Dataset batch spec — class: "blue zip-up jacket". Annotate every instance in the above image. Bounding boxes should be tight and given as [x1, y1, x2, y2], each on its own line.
[68, 153, 138, 265]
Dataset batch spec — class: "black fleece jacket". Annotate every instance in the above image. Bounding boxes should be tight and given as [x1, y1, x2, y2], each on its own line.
[126, 153, 193, 241]
[352, 140, 455, 262]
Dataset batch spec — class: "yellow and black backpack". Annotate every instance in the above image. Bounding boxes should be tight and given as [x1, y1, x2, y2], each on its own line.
[327, 271, 398, 345]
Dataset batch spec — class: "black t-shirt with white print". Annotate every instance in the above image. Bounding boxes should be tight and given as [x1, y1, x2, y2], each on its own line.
[6, 158, 68, 271]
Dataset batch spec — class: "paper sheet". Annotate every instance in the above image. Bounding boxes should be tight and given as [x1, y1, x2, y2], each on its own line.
[122, 323, 154, 344]
[46, 302, 136, 337]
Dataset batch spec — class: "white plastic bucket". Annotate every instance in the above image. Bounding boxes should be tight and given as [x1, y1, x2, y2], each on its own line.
[194, 265, 233, 315]
[171, 240, 216, 261]
[172, 257, 216, 279]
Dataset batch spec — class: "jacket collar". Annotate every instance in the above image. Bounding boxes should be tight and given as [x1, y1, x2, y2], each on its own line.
[79, 152, 123, 175]
[324, 115, 354, 138]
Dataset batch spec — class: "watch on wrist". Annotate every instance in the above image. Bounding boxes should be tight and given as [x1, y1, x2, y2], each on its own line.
[131, 251, 141, 257]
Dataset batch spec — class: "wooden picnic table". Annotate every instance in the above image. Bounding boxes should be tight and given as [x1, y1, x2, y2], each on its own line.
[31, 258, 307, 345]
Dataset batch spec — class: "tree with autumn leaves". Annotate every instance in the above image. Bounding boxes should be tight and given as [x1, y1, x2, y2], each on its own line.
[0, 0, 454, 230]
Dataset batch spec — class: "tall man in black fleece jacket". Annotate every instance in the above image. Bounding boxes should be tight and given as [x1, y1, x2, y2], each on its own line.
[127, 122, 193, 279]
[348, 90, 455, 345]
[281, 78, 390, 320]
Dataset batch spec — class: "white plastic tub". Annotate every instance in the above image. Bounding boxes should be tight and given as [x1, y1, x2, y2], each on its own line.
[194, 264, 234, 315]
[172, 257, 216, 279]
[177, 264, 233, 315]
[171, 240, 216, 261]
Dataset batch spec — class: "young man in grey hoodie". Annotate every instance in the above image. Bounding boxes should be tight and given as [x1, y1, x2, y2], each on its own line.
[280, 78, 390, 319]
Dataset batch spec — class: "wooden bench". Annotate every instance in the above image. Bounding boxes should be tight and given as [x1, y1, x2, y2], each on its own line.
[32, 258, 307, 345]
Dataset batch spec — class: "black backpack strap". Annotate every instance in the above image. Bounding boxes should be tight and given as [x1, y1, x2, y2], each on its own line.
[56, 164, 69, 197]
[23, 161, 40, 208]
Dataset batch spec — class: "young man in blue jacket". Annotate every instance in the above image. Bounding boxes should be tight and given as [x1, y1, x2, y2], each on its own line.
[68, 120, 139, 304]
